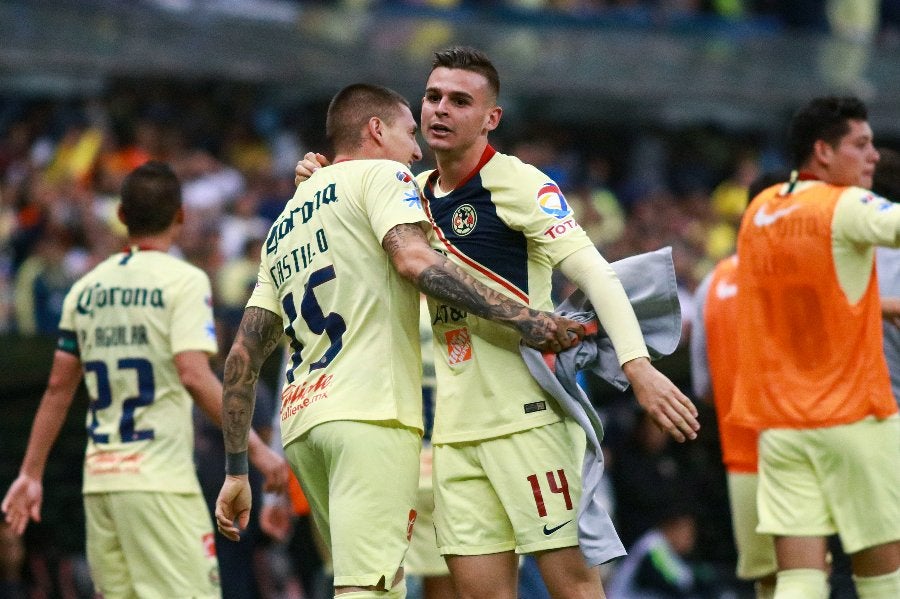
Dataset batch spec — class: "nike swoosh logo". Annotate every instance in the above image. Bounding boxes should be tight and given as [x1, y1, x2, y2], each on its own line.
[753, 204, 800, 227]
[542, 520, 572, 535]
[715, 280, 737, 299]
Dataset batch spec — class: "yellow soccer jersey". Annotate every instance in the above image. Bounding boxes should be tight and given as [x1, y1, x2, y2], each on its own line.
[247, 159, 429, 447]
[57, 247, 217, 494]
[417, 146, 594, 444]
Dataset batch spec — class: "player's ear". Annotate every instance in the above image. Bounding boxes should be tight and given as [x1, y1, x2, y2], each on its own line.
[484, 105, 502, 133]
[117, 204, 126, 226]
[174, 206, 185, 226]
[812, 139, 834, 167]
[368, 116, 384, 145]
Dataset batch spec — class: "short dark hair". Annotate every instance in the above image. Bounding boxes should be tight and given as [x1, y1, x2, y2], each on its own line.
[432, 46, 500, 100]
[326, 83, 410, 153]
[120, 161, 182, 236]
[788, 96, 868, 168]
[873, 147, 900, 201]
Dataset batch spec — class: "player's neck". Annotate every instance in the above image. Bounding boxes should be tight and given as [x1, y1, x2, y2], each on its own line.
[434, 141, 489, 191]
[799, 163, 828, 183]
[125, 234, 172, 253]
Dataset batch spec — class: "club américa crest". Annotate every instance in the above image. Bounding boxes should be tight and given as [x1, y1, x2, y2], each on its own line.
[451, 204, 477, 236]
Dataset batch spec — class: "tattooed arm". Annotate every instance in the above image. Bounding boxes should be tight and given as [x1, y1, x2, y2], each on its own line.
[221, 306, 284, 457]
[383, 223, 582, 352]
[175, 350, 288, 493]
[215, 306, 284, 541]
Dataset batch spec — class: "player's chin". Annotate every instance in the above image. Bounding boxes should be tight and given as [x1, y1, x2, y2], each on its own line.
[425, 131, 452, 147]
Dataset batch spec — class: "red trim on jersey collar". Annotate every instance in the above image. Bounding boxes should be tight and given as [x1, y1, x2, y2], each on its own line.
[122, 244, 161, 253]
[784, 170, 822, 195]
[427, 145, 497, 192]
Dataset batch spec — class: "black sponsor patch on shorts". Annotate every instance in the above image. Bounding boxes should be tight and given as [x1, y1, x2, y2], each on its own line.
[523, 401, 546, 414]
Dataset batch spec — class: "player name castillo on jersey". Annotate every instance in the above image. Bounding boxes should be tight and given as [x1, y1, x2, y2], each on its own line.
[249, 160, 428, 447]
[264, 182, 338, 289]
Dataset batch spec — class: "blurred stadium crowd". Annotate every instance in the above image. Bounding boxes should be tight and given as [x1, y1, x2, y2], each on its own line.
[150, 0, 900, 35]
[3, 1, 900, 599]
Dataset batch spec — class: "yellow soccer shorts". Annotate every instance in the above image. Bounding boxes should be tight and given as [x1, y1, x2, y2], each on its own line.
[757, 415, 900, 554]
[84, 491, 220, 599]
[727, 471, 776, 580]
[285, 420, 421, 589]
[405, 445, 450, 577]
[432, 419, 582, 556]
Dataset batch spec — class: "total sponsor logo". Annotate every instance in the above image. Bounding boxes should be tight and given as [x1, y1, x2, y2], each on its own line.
[537, 183, 571, 219]
[281, 373, 334, 420]
[544, 218, 581, 239]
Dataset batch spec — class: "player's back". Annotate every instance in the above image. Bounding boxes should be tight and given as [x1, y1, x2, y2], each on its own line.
[61, 247, 217, 494]
[255, 159, 425, 446]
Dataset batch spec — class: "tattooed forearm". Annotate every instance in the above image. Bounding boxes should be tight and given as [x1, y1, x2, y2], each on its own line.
[418, 258, 559, 347]
[418, 265, 520, 321]
[222, 306, 283, 453]
[383, 222, 564, 347]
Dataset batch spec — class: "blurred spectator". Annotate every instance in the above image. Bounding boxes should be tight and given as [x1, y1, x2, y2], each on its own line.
[707, 152, 759, 259]
[13, 229, 77, 336]
[608, 410, 702, 549]
[607, 505, 718, 599]
[0, 523, 25, 599]
[215, 235, 265, 354]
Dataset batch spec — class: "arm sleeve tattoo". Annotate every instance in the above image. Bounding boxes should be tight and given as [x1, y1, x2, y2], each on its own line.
[222, 306, 283, 454]
[383, 223, 556, 346]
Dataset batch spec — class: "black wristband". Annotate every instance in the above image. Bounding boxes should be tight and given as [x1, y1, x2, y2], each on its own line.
[225, 450, 249, 475]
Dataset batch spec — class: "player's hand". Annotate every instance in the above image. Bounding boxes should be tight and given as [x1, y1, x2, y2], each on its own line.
[294, 152, 330, 186]
[624, 357, 699, 443]
[259, 502, 294, 543]
[1, 474, 43, 536]
[215, 475, 252, 542]
[248, 443, 289, 494]
[521, 312, 585, 354]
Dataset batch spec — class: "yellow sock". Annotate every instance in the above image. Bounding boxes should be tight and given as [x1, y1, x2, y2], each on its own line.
[774, 569, 829, 599]
[854, 567, 900, 599]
